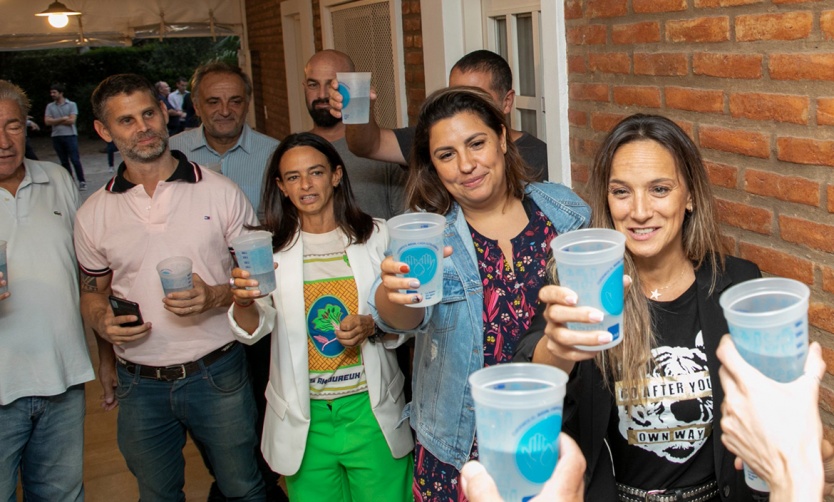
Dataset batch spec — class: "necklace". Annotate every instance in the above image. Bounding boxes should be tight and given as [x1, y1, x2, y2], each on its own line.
[645, 267, 689, 301]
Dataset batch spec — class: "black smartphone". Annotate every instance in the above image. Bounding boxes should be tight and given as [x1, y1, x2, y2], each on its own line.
[108, 295, 144, 327]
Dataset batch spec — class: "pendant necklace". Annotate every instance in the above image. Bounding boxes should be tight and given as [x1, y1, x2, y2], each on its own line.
[646, 267, 689, 301]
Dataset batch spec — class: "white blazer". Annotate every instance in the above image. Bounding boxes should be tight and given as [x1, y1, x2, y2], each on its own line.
[228, 221, 413, 475]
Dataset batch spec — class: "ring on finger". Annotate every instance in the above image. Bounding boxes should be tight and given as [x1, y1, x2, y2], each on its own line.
[229, 277, 236, 288]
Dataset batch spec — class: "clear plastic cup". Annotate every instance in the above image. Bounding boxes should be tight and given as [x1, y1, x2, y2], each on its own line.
[551, 228, 625, 351]
[156, 256, 193, 296]
[719, 277, 810, 493]
[231, 231, 276, 296]
[386, 212, 445, 307]
[469, 363, 569, 502]
[336, 72, 372, 124]
[0, 240, 7, 295]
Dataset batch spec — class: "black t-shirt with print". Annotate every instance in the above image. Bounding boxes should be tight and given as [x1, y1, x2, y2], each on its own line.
[607, 280, 716, 490]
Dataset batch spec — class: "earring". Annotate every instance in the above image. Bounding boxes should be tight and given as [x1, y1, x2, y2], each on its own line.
[686, 203, 693, 213]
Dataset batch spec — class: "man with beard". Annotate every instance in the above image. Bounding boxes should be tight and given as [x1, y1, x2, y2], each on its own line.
[303, 50, 405, 219]
[169, 62, 279, 216]
[77, 74, 265, 501]
[170, 63, 287, 502]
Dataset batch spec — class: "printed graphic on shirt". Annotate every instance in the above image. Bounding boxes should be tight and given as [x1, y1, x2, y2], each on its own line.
[614, 331, 713, 463]
[303, 245, 366, 398]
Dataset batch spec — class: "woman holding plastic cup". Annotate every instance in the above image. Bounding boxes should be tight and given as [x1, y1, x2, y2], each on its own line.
[516, 114, 761, 501]
[370, 87, 590, 500]
[227, 133, 413, 501]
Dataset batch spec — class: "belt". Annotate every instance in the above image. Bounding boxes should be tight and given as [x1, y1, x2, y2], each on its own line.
[617, 480, 719, 502]
[116, 342, 237, 382]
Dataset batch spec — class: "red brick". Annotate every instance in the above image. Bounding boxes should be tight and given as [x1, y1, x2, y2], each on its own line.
[823, 11, 834, 40]
[704, 160, 738, 188]
[700, 126, 770, 158]
[634, 53, 688, 76]
[817, 98, 834, 126]
[770, 54, 834, 81]
[567, 25, 608, 45]
[572, 163, 590, 184]
[588, 0, 627, 18]
[568, 109, 588, 127]
[821, 386, 834, 414]
[612, 22, 661, 44]
[693, 53, 762, 79]
[823, 266, 834, 294]
[829, 185, 834, 213]
[574, 138, 601, 159]
[776, 137, 834, 167]
[589, 52, 631, 74]
[780, 215, 834, 253]
[810, 302, 834, 335]
[744, 169, 820, 206]
[674, 119, 695, 139]
[570, 83, 609, 102]
[735, 12, 813, 41]
[591, 112, 626, 132]
[666, 87, 724, 113]
[738, 243, 814, 283]
[695, 0, 761, 6]
[774, 0, 824, 3]
[822, 347, 834, 377]
[729, 92, 809, 125]
[613, 86, 662, 108]
[715, 199, 773, 234]
[634, 0, 686, 13]
[666, 16, 730, 43]
[568, 55, 587, 74]
[565, 0, 583, 19]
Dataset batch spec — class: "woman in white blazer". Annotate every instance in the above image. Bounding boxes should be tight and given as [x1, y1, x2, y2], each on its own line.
[228, 133, 413, 501]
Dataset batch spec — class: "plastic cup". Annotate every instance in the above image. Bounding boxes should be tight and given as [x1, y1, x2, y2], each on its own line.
[719, 277, 810, 493]
[0, 240, 7, 295]
[469, 363, 569, 502]
[156, 256, 193, 296]
[336, 72, 372, 124]
[231, 231, 276, 296]
[386, 212, 445, 307]
[551, 228, 625, 351]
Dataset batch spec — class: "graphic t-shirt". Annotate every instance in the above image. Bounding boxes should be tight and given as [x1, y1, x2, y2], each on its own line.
[302, 230, 367, 399]
[609, 280, 715, 489]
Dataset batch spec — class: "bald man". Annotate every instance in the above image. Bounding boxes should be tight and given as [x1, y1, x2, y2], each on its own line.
[303, 50, 406, 220]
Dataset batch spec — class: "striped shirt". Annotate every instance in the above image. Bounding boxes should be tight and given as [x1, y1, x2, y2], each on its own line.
[169, 124, 279, 213]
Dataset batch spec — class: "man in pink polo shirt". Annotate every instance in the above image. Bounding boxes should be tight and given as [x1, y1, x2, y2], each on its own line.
[76, 74, 265, 501]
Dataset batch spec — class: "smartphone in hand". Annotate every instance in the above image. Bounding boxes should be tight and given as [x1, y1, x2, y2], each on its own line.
[108, 296, 144, 327]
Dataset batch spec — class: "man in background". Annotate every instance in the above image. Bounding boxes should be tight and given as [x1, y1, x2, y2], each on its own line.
[44, 82, 87, 190]
[304, 49, 406, 219]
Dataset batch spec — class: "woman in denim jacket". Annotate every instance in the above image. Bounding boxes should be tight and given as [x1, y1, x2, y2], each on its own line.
[369, 87, 590, 500]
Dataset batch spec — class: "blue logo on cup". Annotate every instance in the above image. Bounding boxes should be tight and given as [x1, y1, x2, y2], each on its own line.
[515, 414, 560, 483]
[601, 262, 624, 316]
[400, 247, 437, 285]
[338, 83, 351, 108]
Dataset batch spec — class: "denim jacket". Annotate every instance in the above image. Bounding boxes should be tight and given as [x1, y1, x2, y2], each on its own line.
[370, 182, 591, 468]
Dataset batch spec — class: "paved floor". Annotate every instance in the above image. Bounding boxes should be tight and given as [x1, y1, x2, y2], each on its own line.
[28, 135, 119, 203]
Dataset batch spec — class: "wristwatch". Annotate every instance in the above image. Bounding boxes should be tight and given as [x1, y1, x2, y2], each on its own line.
[368, 323, 386, 344]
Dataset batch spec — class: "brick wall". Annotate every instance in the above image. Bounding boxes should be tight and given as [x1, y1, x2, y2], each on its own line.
[244, 0, 425, 139]
[566, 0, 834, 435]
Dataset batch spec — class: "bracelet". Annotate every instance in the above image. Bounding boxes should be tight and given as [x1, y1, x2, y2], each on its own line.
[233, 298, 254, 308]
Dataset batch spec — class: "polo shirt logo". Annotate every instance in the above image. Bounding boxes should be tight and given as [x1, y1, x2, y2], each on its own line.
[204, 216, 211, 220]
[53, 211, 62, 216]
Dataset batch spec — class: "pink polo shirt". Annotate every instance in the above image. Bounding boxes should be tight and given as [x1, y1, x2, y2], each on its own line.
[74, 151, 259, 366]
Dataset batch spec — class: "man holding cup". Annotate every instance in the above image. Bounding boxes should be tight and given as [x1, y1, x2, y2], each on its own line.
[77, 74, 265, 501]
[0, 80, 94, 501]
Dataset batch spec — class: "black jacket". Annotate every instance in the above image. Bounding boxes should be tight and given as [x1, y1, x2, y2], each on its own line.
[515, 256, 762, 501]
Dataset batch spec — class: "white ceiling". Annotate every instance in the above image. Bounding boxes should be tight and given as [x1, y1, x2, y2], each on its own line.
[0, 0, 245, 51]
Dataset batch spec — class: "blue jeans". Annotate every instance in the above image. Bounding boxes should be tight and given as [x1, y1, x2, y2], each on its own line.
[116, 343, 265, 502]
[0, 384, 86, 502]
[51, 135, 85, 182]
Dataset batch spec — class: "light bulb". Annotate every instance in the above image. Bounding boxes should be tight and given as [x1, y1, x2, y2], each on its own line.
[48, 14, 69, 28]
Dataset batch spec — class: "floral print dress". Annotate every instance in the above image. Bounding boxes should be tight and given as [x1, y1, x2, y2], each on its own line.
[413, 198, 558, 502]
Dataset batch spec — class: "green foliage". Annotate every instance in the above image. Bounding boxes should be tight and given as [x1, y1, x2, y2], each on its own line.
[313, 304, 344, 332]
[0, 37, 239, 136]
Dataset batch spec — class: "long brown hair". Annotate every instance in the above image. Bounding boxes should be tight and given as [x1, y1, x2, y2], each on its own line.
[585, 114, 725, 389]
[406, 86, 535, 214]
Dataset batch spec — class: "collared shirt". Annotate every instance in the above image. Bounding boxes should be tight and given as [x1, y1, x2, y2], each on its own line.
[168, 90, 187, 111]
[0, 159, 93, 405]
[74, 150, 259, 366]
[169, 124, 280, 213]
[45, 99, 78, 137]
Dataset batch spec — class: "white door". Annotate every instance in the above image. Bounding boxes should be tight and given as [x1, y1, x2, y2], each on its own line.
[280, 0, 315, 132]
